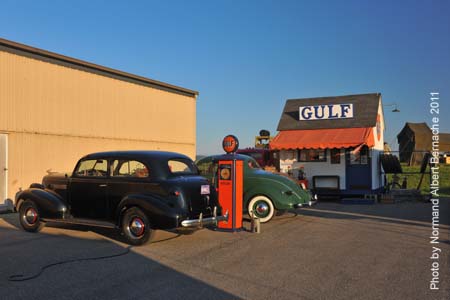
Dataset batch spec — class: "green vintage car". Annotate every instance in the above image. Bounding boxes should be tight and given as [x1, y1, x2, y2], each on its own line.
[196, 154, 315, 223]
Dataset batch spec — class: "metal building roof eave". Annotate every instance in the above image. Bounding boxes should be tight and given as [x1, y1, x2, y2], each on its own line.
[0, 37, 199, 98]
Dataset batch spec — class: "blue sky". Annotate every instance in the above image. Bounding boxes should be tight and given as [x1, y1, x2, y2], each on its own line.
[1, 0, 449, 155]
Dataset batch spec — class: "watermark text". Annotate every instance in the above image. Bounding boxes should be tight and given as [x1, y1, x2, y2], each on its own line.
[429, 92, 440, 290]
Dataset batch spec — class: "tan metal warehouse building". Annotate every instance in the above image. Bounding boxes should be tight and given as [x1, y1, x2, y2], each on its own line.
[0, 38, 198, 212]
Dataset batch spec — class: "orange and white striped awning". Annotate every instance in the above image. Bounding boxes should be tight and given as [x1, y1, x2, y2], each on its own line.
[269, 127, 375, 150]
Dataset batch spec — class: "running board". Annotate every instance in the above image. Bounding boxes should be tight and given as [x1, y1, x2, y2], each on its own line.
[41, 217, 116, 229]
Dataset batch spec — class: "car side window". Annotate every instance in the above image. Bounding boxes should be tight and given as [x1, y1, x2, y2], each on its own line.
[112, 160, 149, 178]
[167, 159, 197, 175]
[197, 160, 214, 176]
[76, 159, 108, 177]
[196, 159, 218, 185]
[247, 158, 261, 169]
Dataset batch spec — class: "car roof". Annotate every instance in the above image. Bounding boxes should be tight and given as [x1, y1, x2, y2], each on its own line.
[197, 154, 252, 162]
[236, 148, 267, 153]
[82, 150, 191, 161]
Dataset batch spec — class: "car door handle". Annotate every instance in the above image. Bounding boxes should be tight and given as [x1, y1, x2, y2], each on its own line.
[99, 184, 108, 187]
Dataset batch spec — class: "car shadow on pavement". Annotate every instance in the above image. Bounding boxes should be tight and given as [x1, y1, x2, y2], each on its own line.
[2, 212, 192, 246]
[298, 199, 450, 227]
[0, 214, 240, 300]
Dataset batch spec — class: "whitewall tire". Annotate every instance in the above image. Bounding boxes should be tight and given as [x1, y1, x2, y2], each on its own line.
[247, 196, 275, 223]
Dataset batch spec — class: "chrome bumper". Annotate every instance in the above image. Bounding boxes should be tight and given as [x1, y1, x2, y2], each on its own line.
[181, 208, 229, 228]
[293, 193, 318, 208]
[294, 200, 318, 208]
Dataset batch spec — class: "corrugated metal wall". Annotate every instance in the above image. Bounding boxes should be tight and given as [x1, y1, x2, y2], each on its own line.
[0, 50, 197, 202]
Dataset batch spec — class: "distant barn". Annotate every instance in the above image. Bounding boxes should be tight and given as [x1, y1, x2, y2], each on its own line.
[397, 122, 450, 165]
[441, 134, 450, 153]
[441, 134, 450, 164]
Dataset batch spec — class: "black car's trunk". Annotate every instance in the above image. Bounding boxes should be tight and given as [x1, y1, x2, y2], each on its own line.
[170, 176, 219, 218]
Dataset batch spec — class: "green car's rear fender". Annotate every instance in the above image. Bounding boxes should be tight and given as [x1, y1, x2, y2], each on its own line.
[243, 176, 310, 211]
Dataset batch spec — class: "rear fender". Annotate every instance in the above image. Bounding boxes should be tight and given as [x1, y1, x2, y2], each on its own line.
[244, 187, 279, 209]
[244, 179, 296, 210]
[16, 188, 68, 218]
[244, 177, 310, 210]
[116, 194, 180, 230]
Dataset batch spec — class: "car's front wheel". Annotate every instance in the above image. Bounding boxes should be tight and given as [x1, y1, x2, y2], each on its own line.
[19, 200, 45, 232]
[248, 195, 275, 223]
[121, 207, 154, 246]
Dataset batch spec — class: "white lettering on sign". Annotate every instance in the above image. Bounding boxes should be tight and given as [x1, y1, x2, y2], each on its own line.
[299, 104, 354, 120]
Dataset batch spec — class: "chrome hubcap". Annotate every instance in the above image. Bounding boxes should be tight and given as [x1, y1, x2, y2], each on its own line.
[25, 208, 38, 225]
[129, 217, 145, 237]
[255, 202, 269, 215]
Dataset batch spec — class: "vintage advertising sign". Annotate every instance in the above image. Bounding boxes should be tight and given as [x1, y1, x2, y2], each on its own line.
[299, 104, 354, 121]
[222, 135, 239, 154]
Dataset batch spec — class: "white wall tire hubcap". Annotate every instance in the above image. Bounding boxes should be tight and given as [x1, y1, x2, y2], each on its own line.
[256, 202, 269, 215]
[248, 196, 274, 223]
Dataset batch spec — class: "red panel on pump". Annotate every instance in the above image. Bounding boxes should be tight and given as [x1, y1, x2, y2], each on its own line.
[217, 160, 243, 231]
[234, 160, 243, 228]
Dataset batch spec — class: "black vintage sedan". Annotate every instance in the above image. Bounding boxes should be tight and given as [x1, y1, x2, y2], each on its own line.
[15, 151, 226, 245]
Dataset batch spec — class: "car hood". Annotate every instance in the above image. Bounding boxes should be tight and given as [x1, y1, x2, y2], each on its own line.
[42, 172, 70, 184]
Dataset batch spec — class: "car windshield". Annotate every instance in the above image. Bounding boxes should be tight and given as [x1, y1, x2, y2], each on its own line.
[247, 152, 263, 160]
[168, 158, 198, 175]
[246, 157, 262, 169]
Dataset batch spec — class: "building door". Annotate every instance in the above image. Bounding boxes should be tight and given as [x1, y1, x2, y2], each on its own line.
[0, 134, 8, 206]
[346, 146, 371, 191]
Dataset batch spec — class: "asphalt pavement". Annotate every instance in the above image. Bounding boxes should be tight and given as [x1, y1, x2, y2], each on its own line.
[1, 200, 449, 300]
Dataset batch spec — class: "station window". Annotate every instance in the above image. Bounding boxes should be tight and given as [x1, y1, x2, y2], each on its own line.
[282, 150, 296, 161]
[348, 146, 370, 165]
[330, 149, 341, 164]
[298, 149, 327, 162]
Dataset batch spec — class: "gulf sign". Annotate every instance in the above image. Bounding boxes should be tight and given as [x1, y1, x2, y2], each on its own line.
[299, 104, 354, 121]
[222, 135, 239, 154]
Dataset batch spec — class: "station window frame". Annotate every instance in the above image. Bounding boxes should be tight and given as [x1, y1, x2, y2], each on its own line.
[330, 148, 341, 164]
[298, 149, 327, 162]
[347, 146, 370, 165]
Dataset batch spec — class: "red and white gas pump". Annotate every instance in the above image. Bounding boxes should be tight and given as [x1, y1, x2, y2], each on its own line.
[217, 135, 244, 232]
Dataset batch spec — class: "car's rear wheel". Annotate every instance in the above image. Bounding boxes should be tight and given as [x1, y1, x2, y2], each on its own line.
[19, 200, 45, 232]
[248, 195, 275, 223]
[121, 207, 154, 246]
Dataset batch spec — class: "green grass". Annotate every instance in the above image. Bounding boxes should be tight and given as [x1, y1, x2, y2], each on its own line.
[386, 164, 450, 197]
